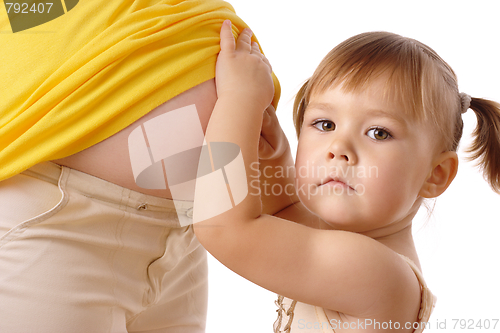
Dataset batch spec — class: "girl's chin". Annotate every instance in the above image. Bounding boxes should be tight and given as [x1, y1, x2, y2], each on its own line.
[314, 211, 377, 232]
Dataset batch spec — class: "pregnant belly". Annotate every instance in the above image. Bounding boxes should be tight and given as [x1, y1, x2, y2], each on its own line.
[51, 79, 217, 200]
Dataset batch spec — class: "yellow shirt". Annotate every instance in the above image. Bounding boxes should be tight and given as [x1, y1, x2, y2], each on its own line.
[0, 0, 280, 181]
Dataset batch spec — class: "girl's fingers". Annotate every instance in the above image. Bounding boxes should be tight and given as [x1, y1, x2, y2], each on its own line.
[262, 55, 272, 71]
[220, 20, 235, 51]
[251, 41, 272, 71]
[236, 28, 253, 52]
[261, 104, 277, 140]
[251, 41, 262, 55]
[259, 104, 285, 160]
[251, 42, 272, 70]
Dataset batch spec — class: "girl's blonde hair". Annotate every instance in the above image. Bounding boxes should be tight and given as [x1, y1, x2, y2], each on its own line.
[293, 31, 500, 193]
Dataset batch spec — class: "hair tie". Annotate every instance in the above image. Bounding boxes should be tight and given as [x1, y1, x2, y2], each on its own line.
[459, 92, 471, 114]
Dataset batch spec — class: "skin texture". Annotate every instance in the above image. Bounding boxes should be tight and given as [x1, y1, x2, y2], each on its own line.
[52, 78, 292, 215]
[52, 79, 218, 199]
[193, 21, 459, 332]
[296, 82, 440, 234]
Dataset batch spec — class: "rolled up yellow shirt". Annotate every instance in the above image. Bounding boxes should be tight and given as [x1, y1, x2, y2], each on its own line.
[0, 0, 280, 182]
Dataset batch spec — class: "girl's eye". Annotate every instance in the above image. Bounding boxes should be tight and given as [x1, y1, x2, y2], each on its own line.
[312, 120, 336, 132]
[367, 127, 392, 140]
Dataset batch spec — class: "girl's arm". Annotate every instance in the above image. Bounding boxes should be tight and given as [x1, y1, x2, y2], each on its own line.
[193, 21, 420, 320]
[257, 104, 300, 216]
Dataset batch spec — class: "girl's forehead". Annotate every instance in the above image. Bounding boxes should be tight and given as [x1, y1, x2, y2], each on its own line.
[308, 74, 423, 123]
[308, 79, 404, 112]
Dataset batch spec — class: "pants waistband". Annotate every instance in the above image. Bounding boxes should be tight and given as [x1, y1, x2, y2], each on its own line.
[21, 162, 193, 227]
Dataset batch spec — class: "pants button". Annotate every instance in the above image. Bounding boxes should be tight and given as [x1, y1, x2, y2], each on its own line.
[137, 203, 148, 210]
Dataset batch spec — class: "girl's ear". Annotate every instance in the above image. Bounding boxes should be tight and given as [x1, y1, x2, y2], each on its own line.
[419, 151, 459, 198]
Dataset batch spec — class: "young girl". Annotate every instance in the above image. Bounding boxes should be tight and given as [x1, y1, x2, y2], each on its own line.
[193, 20, 500, 332]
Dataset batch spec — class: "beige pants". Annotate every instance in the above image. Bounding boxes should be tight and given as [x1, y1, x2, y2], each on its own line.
[0, 162, 207, 333]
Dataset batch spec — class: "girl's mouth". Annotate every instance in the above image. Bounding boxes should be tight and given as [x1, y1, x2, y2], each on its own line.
[320, 176, 356, 192]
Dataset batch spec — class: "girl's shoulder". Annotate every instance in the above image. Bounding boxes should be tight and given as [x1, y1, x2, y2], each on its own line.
[272, 202, 431, 327]
[327, 254, 435, 333]
[198, 202, 425, 327]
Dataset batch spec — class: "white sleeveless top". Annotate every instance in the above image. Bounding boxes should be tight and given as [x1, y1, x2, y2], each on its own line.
[273, 255, 436, 333]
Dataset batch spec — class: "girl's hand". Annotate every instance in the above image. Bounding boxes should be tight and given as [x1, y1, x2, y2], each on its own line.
[259, 104, 289, 160]
[216, 20, 274, 111]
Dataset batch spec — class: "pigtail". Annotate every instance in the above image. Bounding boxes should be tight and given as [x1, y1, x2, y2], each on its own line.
[467, 97, 500, 194]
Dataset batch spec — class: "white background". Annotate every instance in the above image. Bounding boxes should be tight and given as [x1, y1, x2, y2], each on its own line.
[205, 1, 500, 332]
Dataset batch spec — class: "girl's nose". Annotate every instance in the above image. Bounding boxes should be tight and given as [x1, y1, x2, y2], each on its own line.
[327, 151, 350, 162]
[326, 139, 357, 165]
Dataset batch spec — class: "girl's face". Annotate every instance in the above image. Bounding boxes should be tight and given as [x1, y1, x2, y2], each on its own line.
[295, 78, 440, 233]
